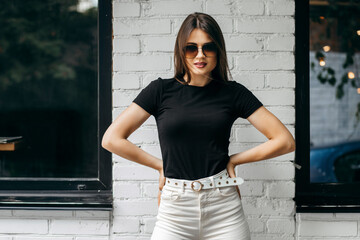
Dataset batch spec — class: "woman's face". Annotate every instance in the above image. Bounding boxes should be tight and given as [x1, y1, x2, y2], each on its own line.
[184, 28, 217, 80]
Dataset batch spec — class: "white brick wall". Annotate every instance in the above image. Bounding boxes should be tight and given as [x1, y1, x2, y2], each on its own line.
[0, 210, 110, 239]
[0, 0, 356, 239]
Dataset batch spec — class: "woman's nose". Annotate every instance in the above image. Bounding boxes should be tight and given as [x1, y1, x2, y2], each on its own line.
[196, 48, 205, 58]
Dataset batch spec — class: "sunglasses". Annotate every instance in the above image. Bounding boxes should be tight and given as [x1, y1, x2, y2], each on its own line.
[184, 43, 217, 58]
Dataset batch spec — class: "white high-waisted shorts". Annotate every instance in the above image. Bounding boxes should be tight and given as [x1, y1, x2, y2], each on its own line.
[151, 168, 251, 240]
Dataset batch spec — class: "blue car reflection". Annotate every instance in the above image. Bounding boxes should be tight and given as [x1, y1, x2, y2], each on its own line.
[310, 140, 360, 183]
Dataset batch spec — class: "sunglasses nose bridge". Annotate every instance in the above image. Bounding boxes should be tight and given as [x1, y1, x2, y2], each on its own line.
[195, 47, 206, 58]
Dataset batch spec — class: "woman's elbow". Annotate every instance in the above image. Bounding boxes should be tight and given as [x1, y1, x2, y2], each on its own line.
[101, 135, 110, 149]
[287, 136, 296, 153]
[101, 130, 114, 149]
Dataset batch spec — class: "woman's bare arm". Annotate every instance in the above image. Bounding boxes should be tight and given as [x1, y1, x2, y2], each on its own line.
[101, 102, 163, 172]
[230, 106, 296, 165]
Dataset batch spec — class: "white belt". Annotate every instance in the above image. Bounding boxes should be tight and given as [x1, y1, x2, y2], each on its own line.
[164, 168, 244, 192]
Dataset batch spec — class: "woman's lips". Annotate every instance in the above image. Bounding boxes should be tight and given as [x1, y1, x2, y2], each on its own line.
[194, 62, 207, 68]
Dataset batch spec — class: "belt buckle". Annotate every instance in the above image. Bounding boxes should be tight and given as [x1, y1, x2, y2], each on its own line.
[191, 180, 203, 192]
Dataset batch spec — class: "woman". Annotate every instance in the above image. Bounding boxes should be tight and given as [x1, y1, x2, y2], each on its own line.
[102, 12, 295, 240]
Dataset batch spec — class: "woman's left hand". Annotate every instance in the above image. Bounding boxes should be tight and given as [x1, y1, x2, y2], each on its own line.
[226, 157, 242, 200]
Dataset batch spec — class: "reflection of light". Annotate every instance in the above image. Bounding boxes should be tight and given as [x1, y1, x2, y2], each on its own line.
[357, 88, 360, 94]
[320, 16, 325, 19]
[348, 72, 355, 79]
[323, 45, 331, 52]
[77, 0, 98, 12]
[319, 59, 326, 66]
[357, 30, 360, 36]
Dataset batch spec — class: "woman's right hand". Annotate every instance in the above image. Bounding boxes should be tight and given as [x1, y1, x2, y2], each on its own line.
[158, 167, 165, 207]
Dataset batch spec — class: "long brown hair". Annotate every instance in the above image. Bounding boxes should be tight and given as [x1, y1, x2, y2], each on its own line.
[174, 12, 232, 85]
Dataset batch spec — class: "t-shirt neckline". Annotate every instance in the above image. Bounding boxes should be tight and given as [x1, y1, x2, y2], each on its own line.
[178, 78, 215, 89]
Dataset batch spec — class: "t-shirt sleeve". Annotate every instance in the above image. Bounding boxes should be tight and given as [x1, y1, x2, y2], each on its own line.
[233, 81, 263, 119]
[132, 78, 162, 117]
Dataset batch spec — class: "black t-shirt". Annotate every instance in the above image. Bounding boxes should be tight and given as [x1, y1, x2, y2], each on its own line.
[132, 77, 263, 180]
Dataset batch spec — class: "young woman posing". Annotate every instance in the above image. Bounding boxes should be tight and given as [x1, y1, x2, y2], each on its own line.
[102, 12, 295, 240]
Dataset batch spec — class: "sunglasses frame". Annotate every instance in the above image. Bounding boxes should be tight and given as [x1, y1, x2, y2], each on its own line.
[184, 43, 217, 59]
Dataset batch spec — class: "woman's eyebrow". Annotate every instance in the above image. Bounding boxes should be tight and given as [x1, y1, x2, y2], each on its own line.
[186, 41, 214, 45]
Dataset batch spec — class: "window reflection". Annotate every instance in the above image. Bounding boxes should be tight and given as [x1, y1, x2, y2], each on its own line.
[0, 0, 98, 178]
[310, 0, 360, 183]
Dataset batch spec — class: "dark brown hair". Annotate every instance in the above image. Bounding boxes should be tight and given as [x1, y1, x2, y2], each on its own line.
[174, 12, 232, 85]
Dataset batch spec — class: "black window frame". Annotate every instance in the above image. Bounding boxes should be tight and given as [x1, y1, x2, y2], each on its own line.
[0, 0, 113, 210]
[295, 0, 360, 213]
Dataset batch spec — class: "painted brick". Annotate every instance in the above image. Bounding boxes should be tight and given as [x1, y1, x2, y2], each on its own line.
[113, 38, 140, 53]
[112, 217, 139, 233]
[266, 35, 294, 51]
[173, 17, 233, 34]
[113, 182, 141, 199]
[114, 55, 171, 72]
[213, 17, 233, 34]
[143, 36, 176, 52]
[50, 219, 109, 235]
[113, 19, 171, 35]
[266, 181, 295, 198]
[225, 35, 263, 51]
[113, 165, 159, 181]
[143, 183, 160, 198]
[75, 237, 109, 240]
[15, 237, 72, 240]
[299, 220, 357, 237]
[251, 235, 294, 240]
[247, 218, 265, 233]
[298, 212, 335, 220]
[113, 200, 158, 216]
[127, 128, 159, 144]
[142, 217, 157, 234]
[239, 181, 264, 196]
[113, 19, 171, 36]
[334, 213, 360, 219]
[0, 237, 12, 240]
[235, 53, 294, 71]
[237, 18, 294, 33]
[113, 2, 140, 17]
[0, 219, 48, 234]
[266, 218, 295, 233]
[207, 0, 264, 15]
[113, 89, 139, 107]
[242, 198, 295, 216]
[0, 210, 12, 217]
[144, 0, 202, 16]
[267, 0, 295, 16]
[266, 72, 295, 88]
[112, 237, 137, 240]
[74, 211, 110, 219]
[237, 162, 295, 180]
[113, 73, 140, 89]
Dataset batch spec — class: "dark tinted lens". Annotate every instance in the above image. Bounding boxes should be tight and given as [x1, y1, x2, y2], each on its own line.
[203, 44, 217, 57]
[185, 45, 198, 58]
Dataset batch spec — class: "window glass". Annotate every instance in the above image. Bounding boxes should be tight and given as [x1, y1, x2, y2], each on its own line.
[309, 0, 360, 183]
[0, 0, 98, 178]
